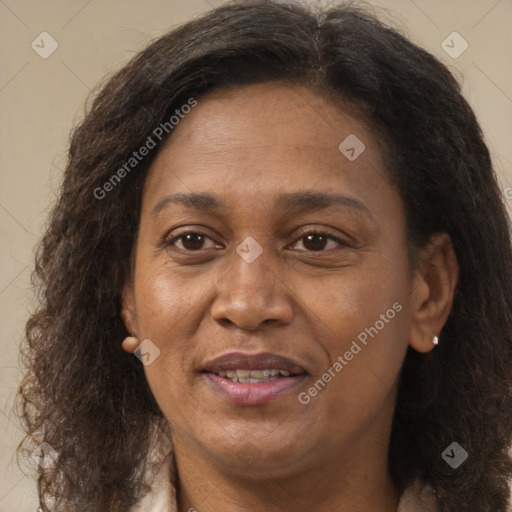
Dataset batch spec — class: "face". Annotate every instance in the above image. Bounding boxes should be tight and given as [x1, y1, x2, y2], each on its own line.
[123, 82, 427, 477]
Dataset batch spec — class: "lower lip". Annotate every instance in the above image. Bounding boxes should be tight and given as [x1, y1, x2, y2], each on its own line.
[203, 373, 307, 405]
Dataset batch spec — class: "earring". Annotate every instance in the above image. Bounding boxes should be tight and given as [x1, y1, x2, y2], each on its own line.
[432, 331, 439, 346]
[122, 334, 139, 352]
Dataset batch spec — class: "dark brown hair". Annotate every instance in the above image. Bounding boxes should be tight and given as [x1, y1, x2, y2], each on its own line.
[18, 1, 512, 510]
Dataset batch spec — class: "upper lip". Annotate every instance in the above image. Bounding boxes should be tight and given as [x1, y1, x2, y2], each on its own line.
[202, 352, 308, 375]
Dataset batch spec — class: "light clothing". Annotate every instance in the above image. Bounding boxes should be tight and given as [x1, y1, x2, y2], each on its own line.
[132, 451, 438, 512]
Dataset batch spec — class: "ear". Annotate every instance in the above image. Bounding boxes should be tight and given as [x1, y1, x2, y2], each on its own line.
[408, 232, 459, 353]
[121, 282, 139, 354]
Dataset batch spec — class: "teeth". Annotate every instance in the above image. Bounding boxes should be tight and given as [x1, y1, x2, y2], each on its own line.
[215, 368, 295, 382]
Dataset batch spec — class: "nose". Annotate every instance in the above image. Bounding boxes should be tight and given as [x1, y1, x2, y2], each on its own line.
[210, 246, 294, 331]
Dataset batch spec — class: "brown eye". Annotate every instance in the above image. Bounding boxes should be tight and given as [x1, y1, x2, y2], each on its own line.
[180, 233, 206, 250]
[302, 234, 329, 251]
[292, 231, 348, 252]
[167, 232, 217, 251]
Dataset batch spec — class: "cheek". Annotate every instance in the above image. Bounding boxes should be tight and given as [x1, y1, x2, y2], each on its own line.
[133, 260, 223, 417]
[134, 261, 214, 338]
[300, 281, 408, 446]
[302, 250, 409, 348]
[300, 247, 410, 406]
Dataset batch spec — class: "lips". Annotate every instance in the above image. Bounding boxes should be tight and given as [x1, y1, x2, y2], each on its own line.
[201, 352, 308, 405]
[202, 352, 307, 375]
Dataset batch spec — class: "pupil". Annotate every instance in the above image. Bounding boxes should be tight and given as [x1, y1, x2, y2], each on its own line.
[183, 234, 204, 250]
[304, 234, 326, 251]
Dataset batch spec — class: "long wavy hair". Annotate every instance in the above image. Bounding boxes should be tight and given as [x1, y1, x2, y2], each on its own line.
[17, 1, 512, 510]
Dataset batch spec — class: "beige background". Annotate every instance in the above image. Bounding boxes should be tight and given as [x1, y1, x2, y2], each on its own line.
[1, 0, 511, 510]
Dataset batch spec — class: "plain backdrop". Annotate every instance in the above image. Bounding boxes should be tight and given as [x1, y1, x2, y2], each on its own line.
[1, 1, 511, 510]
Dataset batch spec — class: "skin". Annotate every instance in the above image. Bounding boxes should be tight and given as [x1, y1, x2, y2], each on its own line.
[122, 82, 459, 512]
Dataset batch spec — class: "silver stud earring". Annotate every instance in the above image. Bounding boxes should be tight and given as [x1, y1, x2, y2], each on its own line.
[432, 332, 439, 346]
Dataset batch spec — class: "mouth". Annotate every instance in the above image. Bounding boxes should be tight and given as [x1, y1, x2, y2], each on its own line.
[214, 368, 296, 383]
[201, 352, 308, 405]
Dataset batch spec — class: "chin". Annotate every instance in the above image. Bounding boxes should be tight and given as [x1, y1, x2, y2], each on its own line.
[201, 428, 312, 476]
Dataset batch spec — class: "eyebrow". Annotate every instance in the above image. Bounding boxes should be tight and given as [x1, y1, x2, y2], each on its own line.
[151, 192, 220, 216]
[151, 191, 374, 220]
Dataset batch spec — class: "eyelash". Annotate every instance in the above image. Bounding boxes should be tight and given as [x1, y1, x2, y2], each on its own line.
[165, 229, 350, 253]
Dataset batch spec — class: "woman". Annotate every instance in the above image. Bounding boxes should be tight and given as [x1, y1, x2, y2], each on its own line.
[18, 1, 512, 511]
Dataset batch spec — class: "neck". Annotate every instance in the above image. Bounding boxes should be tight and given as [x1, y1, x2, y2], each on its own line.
[173, 434, 400, 512]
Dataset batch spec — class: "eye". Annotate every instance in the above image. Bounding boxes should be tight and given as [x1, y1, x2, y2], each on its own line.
[290, 230, 350, 252]
[165, 231, 219, 251]
[164, 229, 350, 253]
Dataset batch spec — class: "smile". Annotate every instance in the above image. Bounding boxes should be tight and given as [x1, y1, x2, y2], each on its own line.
[216, 369, 292, 383]
[201, 352, 308, 405]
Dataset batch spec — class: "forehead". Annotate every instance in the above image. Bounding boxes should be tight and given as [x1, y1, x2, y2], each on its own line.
[142, 82, 392, 217]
